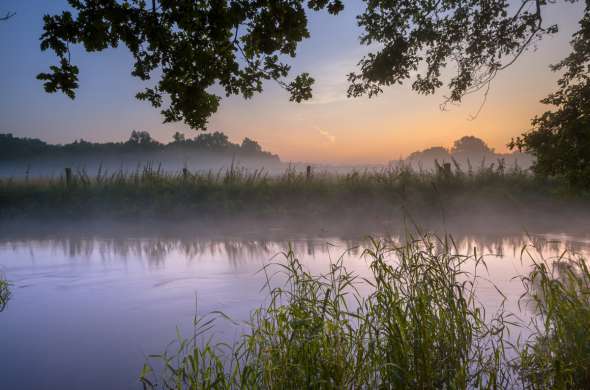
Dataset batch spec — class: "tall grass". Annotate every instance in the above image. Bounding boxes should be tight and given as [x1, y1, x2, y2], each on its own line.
[0, 164, 563, 219]
[140, 235, 590, 389]
[140, 235, 513, 389]
[517, 253, 590, 389]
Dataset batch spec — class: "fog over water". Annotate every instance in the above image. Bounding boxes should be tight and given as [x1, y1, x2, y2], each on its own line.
[1, 214, 590, 389]
[1, 0, 587, 386]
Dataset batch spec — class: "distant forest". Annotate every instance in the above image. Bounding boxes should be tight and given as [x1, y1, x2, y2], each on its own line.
[0, 131, 280, 162]
[0, 131, 533, 174]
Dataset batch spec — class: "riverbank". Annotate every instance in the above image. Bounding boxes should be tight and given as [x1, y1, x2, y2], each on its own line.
[1, 166, 587, 221]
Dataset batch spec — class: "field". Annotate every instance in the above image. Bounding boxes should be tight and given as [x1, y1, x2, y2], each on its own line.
[0, 163, 583, 221]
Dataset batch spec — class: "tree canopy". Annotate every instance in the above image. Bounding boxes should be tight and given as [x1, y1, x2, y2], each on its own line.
[452, 136, 494, 158]
[39, 0, 582, 130]
[38, 0, 344, 130]
[0, 131, 278, 161]
[347, 0, 562, 105]
[511, 4, 590, 188]
[404, 135, 527, 170]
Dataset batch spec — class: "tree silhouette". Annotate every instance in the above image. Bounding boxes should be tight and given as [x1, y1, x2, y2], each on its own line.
[37, 1, 344, 130]
[0, 131, 279, 161]
[172, 132, 186, 143]
[511, 7, 590, 188]
[241, 137, 263, 154]
[451, 136, 494, 159]
[127, 130, 157, 146]
[0, 11, 15, 21]
[347, 0, 566, 106]
[38, 1, 585, 129]
[407, 146, 451, 163]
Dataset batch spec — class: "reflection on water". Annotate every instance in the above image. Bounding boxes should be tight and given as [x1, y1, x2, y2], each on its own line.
[3, 232, 590, 266]
[1, 228, 590, 390]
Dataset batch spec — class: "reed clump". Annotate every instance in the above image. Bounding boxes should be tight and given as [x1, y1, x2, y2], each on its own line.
[140, 236, 513, 389]
[140, 235, 590, 389]
[517, 253, 590, 389]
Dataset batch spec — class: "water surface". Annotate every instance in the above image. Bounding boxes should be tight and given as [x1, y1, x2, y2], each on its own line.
[1, 226, 590, 389]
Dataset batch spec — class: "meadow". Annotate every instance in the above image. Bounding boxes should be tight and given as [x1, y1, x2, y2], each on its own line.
[139, 235, 590, 389]
[0, 162, 582, 221]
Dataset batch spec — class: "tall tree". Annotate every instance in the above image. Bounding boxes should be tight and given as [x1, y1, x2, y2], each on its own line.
[452, 136, 494, 157]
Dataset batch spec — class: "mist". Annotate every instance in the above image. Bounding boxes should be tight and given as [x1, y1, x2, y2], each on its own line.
[2, 1, 589, 388]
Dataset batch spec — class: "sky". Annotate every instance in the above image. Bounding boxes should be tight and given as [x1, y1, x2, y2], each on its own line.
[0, 1, 585, 164]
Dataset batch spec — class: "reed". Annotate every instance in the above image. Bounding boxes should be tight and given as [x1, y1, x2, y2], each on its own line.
[140, 235, 514, 389]
[0, 164, 567, 219]
[140, 234, 590, 389]
[516, 252, 590, 389]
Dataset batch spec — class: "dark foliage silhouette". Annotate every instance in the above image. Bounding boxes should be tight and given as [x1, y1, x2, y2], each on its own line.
[511, 4, 590, 189]
[38, 1, 584, 128]
[451, 136, 495, 160]
[0, 273, 9, 312]
[0, 10, 15, 21]
[37, 0, 344, 130]
[407, 146, 451, 164]
[405, 136, 531, 170]
[0, 131, 278, 161]
[348, 0, 565, 105]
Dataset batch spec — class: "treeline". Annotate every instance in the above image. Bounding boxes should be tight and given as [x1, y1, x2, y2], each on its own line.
[403, 136, 533, 170]
[0, 131, 280, 161]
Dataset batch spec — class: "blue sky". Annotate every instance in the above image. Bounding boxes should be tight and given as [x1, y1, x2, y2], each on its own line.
[0, 1, 585, 163]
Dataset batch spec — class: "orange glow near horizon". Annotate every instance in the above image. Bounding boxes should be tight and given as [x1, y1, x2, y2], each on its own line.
[208, 48, 561, 164]
[202, 2, 580, 165]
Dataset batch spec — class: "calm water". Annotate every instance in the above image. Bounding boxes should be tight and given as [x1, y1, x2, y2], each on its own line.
[1, 228, 590, 389]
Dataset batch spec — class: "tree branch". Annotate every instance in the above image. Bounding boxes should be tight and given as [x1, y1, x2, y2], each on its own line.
[0, 12, 15, 21]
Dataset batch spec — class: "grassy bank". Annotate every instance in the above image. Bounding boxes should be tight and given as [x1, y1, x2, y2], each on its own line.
[140, 236, 590, 389]
[0, 164, 582, 220]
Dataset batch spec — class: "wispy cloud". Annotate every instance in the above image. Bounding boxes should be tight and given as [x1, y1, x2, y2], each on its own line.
[316, 126, 336, 143]
[305, 89, 349, 105]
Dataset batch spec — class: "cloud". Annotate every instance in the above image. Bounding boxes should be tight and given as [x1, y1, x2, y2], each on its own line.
[316, 127, 336, 143]
[304, 89, 348, 105]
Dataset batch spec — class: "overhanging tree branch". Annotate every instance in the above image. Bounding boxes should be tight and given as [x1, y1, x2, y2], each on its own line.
[0, 11, 15, 21]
